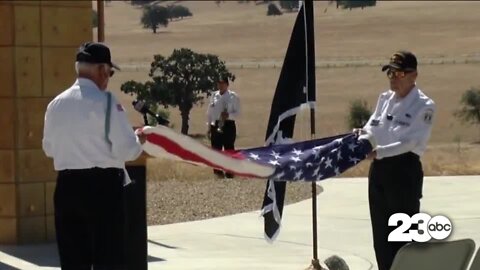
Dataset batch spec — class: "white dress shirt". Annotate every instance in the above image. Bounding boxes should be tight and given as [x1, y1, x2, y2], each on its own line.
[206, 89, 240, 125]
[363, 86, 435, 160]
[42, 78, 142, 171]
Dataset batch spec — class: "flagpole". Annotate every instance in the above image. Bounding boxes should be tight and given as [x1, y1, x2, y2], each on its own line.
[97, 0, 105, 42]
[310, 110, 322, 269]
[303, 0, 322, 268]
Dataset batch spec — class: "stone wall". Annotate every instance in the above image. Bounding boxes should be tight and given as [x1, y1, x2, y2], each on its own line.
[0, 0, 92, 244]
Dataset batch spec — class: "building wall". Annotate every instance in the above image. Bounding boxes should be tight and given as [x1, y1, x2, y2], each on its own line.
[0, 0, 92, 244]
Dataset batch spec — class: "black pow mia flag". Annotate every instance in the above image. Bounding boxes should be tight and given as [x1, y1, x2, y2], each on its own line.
[260, 0, 316, 242]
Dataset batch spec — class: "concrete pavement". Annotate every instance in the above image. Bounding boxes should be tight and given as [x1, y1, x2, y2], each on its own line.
[1, 176, 480, 270]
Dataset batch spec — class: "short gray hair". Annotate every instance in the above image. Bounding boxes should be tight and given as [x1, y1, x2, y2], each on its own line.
[75, 61, 94, 75]
[75, 61, 109, 75]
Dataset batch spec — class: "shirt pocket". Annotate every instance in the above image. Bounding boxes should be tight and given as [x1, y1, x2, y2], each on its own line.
[391, 118, 412, 139]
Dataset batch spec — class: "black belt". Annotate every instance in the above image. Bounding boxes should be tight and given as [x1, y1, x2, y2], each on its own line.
[373, 152, 419, 165]
[59, 167, 122, 176]
[213, 120, 235, 124]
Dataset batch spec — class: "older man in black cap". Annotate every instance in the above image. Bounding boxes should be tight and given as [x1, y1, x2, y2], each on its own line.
[206, 76, 241, 178]
[43, 42, 144, 270]
[357, 50, 436, 270]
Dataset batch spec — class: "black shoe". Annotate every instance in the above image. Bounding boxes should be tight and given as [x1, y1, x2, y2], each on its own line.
[214, 170, 225, 178]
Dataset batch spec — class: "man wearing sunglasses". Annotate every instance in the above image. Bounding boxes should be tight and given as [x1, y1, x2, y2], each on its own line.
[359, 51, 436, 270]
[42, 42, 144, 269]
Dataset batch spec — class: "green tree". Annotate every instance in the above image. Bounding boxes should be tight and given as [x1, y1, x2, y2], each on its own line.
[167, 5, 193, 21]
[141, 5, 169, 33]
[267, 3, 282, 16]
[92, 10, 98, 28]
[347, 99, 372, 129]
[121, 48, 235, 135]
[148, 108, 171, 126]
[455, 87, 480, 134]
[336, 0, 376, 10]
[279, 0, 298, 12]
[131, 0, 155, 6]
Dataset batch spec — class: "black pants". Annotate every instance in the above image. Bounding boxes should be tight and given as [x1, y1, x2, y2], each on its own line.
[210, 120, 236, 178]
[368, 152, 423, 270]
[54, 167, 126, 270]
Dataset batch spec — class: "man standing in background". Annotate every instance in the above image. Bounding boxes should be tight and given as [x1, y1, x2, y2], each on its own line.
[207, 77, 241, 178]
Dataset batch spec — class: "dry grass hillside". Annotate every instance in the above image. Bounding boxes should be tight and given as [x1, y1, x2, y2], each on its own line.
[95, 1, 480, 178]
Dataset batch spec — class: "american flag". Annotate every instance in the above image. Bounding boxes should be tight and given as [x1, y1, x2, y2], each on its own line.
[139, 126, 373, 182]
[234, 133, 372, 182]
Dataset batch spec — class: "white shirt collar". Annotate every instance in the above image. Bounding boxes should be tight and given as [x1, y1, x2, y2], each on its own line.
[76, 77, 102, 91]
[397, 85, 419, 106]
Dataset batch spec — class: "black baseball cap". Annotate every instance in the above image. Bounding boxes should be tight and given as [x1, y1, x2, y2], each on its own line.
[381, 51, 417, 72]
[76, 42, 120, 70]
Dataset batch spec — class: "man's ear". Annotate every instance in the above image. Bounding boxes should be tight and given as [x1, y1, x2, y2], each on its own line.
[410, 71, 418, 81]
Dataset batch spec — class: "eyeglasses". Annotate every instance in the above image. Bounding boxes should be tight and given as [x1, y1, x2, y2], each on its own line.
[387, 70, 405, 79]
[386, 69, 413, 79]
[109, 70, 115, 77]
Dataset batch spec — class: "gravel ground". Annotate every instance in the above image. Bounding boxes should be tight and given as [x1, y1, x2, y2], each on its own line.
[146, 177, 318, 226]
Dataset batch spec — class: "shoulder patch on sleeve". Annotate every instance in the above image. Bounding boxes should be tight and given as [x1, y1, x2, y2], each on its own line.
[423, 108, 434, 124]
[116, 104, 124, 112]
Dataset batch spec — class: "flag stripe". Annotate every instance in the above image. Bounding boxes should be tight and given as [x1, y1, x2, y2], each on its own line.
[141, 126, 275, 178]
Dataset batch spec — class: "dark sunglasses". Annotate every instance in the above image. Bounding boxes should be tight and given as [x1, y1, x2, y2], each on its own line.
[386, 69, 413, 79]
